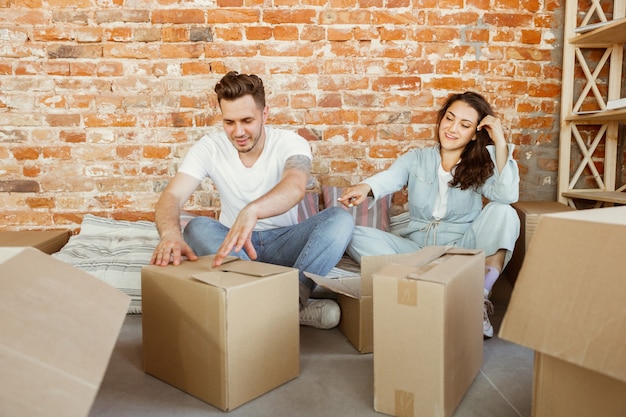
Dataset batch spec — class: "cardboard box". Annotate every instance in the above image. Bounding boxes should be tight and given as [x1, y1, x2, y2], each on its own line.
[0, 247, 130, 417]
[0, 230, 70, 254]
[372, 247, 485, 417]
[142, 255, 300, 411]
[499, 206, 626, 417]
[307, 252, 418, 353]
[504, 201, 574, 286]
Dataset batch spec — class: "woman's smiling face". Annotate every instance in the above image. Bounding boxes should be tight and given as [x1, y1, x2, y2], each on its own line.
[438, 100, 479, 152]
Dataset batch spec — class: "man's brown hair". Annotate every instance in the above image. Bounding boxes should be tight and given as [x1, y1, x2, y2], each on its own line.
[214, 71, 266, 109]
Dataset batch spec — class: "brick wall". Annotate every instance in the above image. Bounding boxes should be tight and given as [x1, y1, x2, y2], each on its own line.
[1, 0, 565, 231]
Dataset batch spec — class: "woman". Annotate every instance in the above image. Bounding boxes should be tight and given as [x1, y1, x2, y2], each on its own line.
[339, 92, 520, 338]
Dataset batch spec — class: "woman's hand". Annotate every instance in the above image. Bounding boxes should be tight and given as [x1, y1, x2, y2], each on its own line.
[337, 183, 371, 207]
[477, 115, 508, 173]
[477, 115, 506, 147]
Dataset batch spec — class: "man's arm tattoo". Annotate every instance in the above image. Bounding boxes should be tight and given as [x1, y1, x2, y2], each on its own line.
[285, 155, 312, 176]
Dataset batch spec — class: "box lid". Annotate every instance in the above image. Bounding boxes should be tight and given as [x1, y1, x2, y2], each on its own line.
[499, 206, 626, 383]
[305, 273, 361, 298]
[306, 247, 482, 298]
[193, 259, 295, 289]
[375, 247, 483, 285]
[0, 247, 130, 417]
[513, 201, 575, 216]
[0, 230, 70, 254]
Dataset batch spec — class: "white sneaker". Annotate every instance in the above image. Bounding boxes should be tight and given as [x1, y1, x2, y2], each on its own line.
[483, 289, 494, 339]
[300, 299, 340, 329]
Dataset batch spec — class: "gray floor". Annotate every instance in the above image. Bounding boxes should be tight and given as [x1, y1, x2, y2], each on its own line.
[89, 277, 533, 417]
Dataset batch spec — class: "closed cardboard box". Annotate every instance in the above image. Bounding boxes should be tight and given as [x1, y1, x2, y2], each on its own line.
[0, 230, 70, 254]
[499, 206, 626, 417]
[142, 255, 300, 411]
[504, 201, 574, 285]
[0, 247, 130, 417]
[307, 252, 418, 353]
[373, 247, 484, 417]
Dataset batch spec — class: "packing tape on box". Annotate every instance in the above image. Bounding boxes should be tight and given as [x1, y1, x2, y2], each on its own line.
[395, 389, 415, 417]
[397, 279, 418, 307]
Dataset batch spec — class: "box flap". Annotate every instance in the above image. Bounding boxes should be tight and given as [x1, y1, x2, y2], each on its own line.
[192, 259, 295, 289]
[499, 206, 626, 382]
[405, 248, 483, 283]
[374, 247, 479, 284]
[0, 246, 25, 263]
[0, 247, 130, 417]
[218, 259, 293, 277]
[0, 230, 70, 254]
[305, 272, 361, 298]
[192, 271, 260, 289]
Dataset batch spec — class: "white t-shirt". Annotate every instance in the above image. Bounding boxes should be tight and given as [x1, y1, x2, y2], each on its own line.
[432, 164, 453, 220]
[178, 126, 312, 231]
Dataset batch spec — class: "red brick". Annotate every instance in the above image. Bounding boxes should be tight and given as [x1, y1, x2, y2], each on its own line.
[181, 62, 211, 75]
[206, 9, 260, 24]
[483, 13, 533, 27]
[97, 61, 124, 76]
[43, 146, 71, 159]
[60, 131, 86, 143]
[103, 43, 159, 59]
[273, 25, 299, 40]
[369, 144, 403, 158]
[22, 165, 41, 177]
[162, 27, 189, 42]
[372, 76, 421, 92]
[521, 29, 542, 44]
[247, 26, 273, 40]
[152, 9, 205, 24]
[204, 43, 258, 58]
[331, 160, 358, 173]
[107, 27, 133, 42]
[264, 10, 316, 24]
[25, 197, 55, 209]
[48, 44, 102, 59]
[0, 180, 40, 192]
[84, 114, 136, 127]
[215, 27, 243, 41]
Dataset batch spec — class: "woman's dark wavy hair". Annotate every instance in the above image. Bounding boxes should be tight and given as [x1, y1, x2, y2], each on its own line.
[436, 91, 496, 191]
[214, 71, 266, 110]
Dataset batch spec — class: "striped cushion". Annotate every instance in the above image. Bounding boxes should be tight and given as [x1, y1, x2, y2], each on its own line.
[298, 191, 320, 222]
[52, 214, 160, 314]
[321, 185, 391, 231]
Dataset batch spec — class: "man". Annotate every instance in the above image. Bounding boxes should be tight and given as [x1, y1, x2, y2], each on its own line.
[150, 71, 354, 329]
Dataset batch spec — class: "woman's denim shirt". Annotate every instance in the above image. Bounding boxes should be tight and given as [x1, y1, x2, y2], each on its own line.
[364, 144, 519, 246]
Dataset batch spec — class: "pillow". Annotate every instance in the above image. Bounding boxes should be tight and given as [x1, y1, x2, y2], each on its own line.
[52, 214, 161, 314]
[298, 191, 320, 222]
[179, 210, 198, 230]
[322, 185, 391, 231]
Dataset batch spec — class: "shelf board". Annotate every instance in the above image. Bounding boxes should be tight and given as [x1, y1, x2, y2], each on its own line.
[570, 17, 626, 45]
[566, 107, 626, 122]
[562, 190, 626, 205]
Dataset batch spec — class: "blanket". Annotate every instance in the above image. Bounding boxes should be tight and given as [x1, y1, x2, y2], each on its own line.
[52, 214, 160, 314]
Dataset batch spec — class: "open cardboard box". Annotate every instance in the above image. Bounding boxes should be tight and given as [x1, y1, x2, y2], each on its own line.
[499, 206, 626, 417]
[0, 230, 70, 254]
[503, 201, 575, 286]
[0, 247, 130, 417]
[142, 255, 300, 411]
[372, 246, 484, 417]
[307, 252, 418, 353]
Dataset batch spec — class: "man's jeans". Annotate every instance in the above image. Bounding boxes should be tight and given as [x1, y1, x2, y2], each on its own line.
[183, 207, 355, 306]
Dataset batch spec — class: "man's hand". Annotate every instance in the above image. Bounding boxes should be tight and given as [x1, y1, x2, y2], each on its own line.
[151, 232, 199, 266]
[212, 206, 259, 267]
[338, 183, 371, 208]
